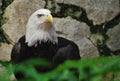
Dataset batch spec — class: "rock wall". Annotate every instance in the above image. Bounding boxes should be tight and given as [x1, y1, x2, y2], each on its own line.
[56, 0, 120, 25]
[0, 0, 120, 61]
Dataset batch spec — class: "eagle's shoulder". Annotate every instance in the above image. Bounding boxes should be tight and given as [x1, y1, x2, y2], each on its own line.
[58, 37, 78, 48]
[11, 35, 27, 63]
[56, 36, 80, 60]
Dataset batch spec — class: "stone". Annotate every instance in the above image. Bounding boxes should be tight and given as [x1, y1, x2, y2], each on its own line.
[2, 0, 45, 43]
[0, 43, 13, 61]
[56, 0, 120, 25]
[54, 17, 100, 58]
[54, 17, 90, 41]
[76, 38, 99, 58]
[0, 0, 2, 7]
[106, 23, 120, 51]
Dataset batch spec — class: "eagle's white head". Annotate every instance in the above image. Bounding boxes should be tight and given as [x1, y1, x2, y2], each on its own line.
[25, 9, 58, 46]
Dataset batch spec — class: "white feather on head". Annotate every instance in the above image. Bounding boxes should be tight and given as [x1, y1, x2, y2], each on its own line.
[25, 9, 58, 47]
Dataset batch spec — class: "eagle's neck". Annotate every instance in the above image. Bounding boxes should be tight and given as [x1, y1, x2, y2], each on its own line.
[25, 27, 58, 47]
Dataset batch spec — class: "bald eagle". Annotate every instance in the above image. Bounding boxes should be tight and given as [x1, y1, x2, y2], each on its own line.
[11, 9, 80, 80]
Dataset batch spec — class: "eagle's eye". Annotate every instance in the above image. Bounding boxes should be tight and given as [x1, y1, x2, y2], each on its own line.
[37, 14, 44, 18]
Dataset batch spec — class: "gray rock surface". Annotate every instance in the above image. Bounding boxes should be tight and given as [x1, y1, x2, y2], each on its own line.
[54, 17, 100, 58]
[54, 17, 90, 41]
[76, 38, 100, 58]
[2, 0, 45, 43]
[106, 23, 120, 51]
[0, 0, 2, 7]
[56, 0, 120, 25]
[0, 43, 13, 61]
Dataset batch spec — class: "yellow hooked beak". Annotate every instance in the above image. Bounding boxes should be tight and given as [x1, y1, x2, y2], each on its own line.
[46, 14, 53, 23]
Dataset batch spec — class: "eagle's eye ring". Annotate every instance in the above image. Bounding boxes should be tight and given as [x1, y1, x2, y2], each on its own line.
[37, 14, 44, 18]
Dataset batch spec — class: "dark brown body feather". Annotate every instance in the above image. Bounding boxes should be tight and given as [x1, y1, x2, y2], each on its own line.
[11, 36, 80, 80]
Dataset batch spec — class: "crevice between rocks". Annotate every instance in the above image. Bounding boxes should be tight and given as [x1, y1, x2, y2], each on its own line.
[45, 1, 120, 56]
